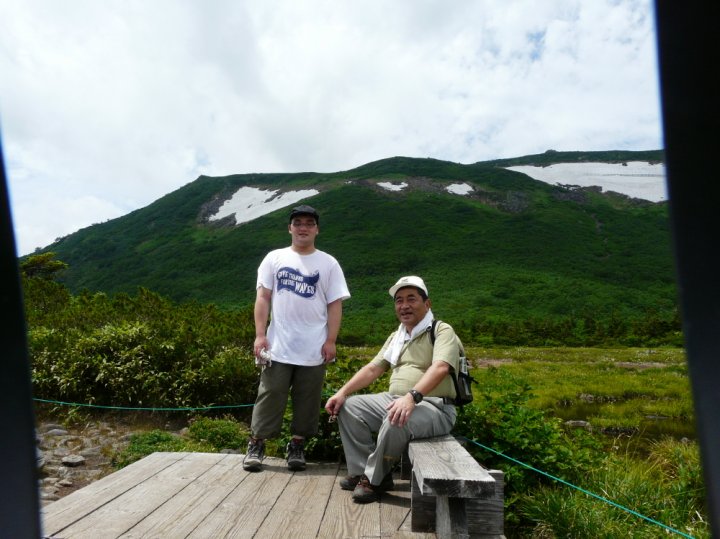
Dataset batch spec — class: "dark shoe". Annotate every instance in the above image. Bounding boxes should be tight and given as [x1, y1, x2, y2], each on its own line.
[286, 439, 306, 471]
[243, 439, 265, 471]
[340, 474, 361, 491]
[341, 472, 394, 491]
[352, 474, 384, 504]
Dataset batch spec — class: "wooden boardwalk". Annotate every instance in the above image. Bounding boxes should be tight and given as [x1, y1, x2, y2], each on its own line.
[41, 452, 436, 539]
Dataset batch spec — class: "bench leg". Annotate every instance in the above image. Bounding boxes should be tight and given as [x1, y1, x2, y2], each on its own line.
[466, 469, 505, 538]
[436, 496, 469, 539]
[412, 472, 505, 538]
[400, 446, 411, 480]
[410, 472, 436, 532]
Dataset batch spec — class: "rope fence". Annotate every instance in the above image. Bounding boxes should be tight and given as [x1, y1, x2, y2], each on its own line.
[33, 397, 253, 412]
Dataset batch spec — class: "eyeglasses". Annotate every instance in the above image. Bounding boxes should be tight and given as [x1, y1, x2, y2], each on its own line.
[291, 220, 317, 228]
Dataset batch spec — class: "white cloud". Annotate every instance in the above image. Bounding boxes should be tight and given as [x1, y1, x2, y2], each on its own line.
[11, 191, 126, 254]
[0, 0, 662, 255]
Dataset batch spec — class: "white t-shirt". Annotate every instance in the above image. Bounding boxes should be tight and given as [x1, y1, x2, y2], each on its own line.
[257, 247, 350, 366]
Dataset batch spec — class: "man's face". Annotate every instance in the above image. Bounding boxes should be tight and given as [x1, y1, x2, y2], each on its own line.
[288, 216, 319, 246]
[394, 287, 430, 330]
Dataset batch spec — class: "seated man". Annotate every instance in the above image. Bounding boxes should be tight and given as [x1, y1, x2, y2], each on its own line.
[325, 275, 460, 503]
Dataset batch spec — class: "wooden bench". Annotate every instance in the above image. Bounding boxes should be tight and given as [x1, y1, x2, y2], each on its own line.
[405, 434, 505, 539]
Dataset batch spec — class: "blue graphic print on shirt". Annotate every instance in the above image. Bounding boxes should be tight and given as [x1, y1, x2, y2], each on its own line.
[276, 267, 320, 298]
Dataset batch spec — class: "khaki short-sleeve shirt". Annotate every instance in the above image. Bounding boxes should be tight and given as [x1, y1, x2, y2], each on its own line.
[371, 321, 460, 397]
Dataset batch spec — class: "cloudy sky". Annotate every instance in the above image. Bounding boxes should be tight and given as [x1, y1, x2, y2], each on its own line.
[1, 0, 663, 256]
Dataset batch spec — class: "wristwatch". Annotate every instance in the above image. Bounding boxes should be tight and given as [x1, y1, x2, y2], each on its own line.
[408, 389, 424, 404]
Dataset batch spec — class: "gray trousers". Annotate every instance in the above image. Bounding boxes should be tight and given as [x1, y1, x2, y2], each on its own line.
[338, 392, 456, 485]
[250, 361, 327, 439]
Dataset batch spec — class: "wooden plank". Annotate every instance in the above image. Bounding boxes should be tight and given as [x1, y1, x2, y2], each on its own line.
[380, 474, 414, 538]
[254, 462, 339, 539]
[42, 451, 185, 535]
[318, 466, 423, 539]
[408, 436, 495, 498]
[316, 465, 381, 539]
[52, 452, 224, 538]
[185, 456, 292, 538]
[117, 453, 248, 538]
[391, 531, 437, 539]
[43, 451, 451, 539]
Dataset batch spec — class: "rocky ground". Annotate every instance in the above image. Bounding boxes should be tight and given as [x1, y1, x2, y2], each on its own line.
[36, 415, 187, 505]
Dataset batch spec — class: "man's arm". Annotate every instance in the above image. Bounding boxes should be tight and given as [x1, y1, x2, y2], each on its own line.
[325, 363, 386, 416]
[386, 360, 451, 427]
[253, 286, 272, 357]
[321, 298, 343, 364]
[411, 359, 451, 395]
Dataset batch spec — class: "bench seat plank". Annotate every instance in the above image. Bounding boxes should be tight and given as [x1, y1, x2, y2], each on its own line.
[408, 434, 496, 499]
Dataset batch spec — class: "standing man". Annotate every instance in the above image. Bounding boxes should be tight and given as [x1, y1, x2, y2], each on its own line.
[325, 276, 459, 503]
[244, 205, 350, 472]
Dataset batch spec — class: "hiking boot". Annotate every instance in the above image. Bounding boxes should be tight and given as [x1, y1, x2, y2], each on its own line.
[352, 474, 382, 503]
[341, 472, 394, 491]
[243, 439, 265, 472]
[340, 474, 361, 491]
[286, 438, 306, 471]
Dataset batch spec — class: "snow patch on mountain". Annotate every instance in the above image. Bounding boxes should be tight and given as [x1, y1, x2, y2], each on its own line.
[446, 183, 474, 195]
[377, 181, 408, 192]
[209, 187, 319, 224]
[209, 162, 666, 226]
[506, 162, 666, 202]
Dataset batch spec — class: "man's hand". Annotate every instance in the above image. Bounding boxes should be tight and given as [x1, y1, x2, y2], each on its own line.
[321, 340, 337, 364]
[254, 336, 269, 358]
[325, 363, 385, 419]
[386, 394, 416, 427]
[325, 392, 346, 416]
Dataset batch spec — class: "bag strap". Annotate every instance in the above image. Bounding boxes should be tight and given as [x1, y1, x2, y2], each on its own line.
[428, 319, 439, 345]
[428, 319, 463, 401]
[429, 319, 465, 355]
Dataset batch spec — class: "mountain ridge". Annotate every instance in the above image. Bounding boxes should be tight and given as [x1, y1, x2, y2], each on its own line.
[38, 149, 674, 344]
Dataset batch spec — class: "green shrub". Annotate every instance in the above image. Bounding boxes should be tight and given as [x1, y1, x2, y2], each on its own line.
[28, 283, 260, 409]
[112, 430, 211, 468]
[193, 346, 259, 408]
[187, 416, 248, 450]
[113, 417, 251, 468]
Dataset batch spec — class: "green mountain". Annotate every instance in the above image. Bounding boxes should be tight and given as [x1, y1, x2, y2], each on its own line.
[41, 150, 676, 344]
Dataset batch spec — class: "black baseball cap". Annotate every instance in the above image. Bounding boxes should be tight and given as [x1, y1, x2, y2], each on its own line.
[289, 205, 319, 224]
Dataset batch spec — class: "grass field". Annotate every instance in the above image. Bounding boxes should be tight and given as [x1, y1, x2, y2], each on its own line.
[464, 346, 692, 434]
